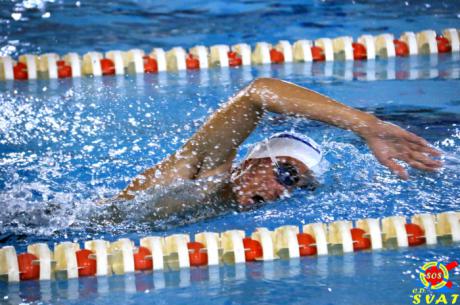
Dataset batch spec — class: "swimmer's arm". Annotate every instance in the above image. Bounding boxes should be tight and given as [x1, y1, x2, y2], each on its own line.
[243, 78, 442, 178]
[120, 77, 442, 199]
[246, 78, 379, 135]
[118, 138, 238, 200]
[117, 151, 201, 200]
[164, 77, 440, 179]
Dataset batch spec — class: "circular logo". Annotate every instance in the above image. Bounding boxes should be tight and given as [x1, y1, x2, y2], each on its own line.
[419, 262, 450, 290]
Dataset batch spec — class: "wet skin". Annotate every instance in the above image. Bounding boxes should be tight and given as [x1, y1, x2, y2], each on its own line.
[114, 78, 442, 209]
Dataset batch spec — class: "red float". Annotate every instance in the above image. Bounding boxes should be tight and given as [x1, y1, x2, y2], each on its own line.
[143, 56, 158, 73]
[242, 238, 263, 261]
[350, 228, 371, 251]
[186, 54, 200, 70]
[227, 51, 242, 67]
[436, 36, 452, 53]
[17, 253, 40, 281]
[187, 242, 208, 266]
[352, 42, 367, 60]
[76, 249, 97, 277]
[297, 233, 317, 256]
[405, 223, 426, 246]
[100, 58, 115, 75]
[393, 39, 409, 57]
[13, 62, 28, 80]
[270, 49, 284, 64]
[133, 246, 153, 271]
[57, 60, 72, 78]
[311, 46, 325, 61]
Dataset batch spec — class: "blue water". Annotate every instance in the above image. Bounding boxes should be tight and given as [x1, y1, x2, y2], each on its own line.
[1, 0, 460, 56]
[1, 1, 460, 305]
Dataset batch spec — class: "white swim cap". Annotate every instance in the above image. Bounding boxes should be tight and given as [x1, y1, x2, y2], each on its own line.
[245, 132, 323, 175]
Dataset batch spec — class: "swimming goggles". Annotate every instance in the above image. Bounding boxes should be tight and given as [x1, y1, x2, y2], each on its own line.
[273, 160, 318, 191]
[275, 162, 300, 187]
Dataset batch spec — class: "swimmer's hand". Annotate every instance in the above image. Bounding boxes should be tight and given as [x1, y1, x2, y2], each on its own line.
[362, 120, 442, 179]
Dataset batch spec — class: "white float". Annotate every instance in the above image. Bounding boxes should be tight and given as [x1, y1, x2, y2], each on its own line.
[84, 239, 111, 276]
[328, 221, 354, 253]
[374, 34, 396, 58]
[357, 34, 376, 60]
[292, 40, 313, 62]
[0, 56, 14, 80]
[209, 45, 230, 67]
[164, 234, 190, 269]
[82, 52, 103, 76]
[400, 32, 418, 55]
[220, 230, 246, 264]
[251, 227, 275, 261]
[105, 51, 125, 75]
[18, 54, 38, 79]
[166, 47, 187, 71]
[0, 246, 20, 282]
[382, 216, 408, 247]
[189, 45, 209, 69]
[416, 30, 438, 54]
[332, 36, 354, 61]
[303, 223, 328, 255]
[273, 225, 300, 259]
[232, 43, 252, 66]
[195, 232, 220, 266]
[314, 38, 334, 61]
[38, 53, 59, 79]
[252, 42, 272, 65]
[109, 238, 135, 275]
[63, 52, 81, 77]
[140, 236, 165, 271]
[27, 243, 53, 280]
[436, 211, 460, 242]
[275, 40, 293, 62]
[356, 218, 383, 249]
[150, 48, 167, 72]
[123, 49, 144, 74]
[411, 214, 437, 245]
[54, 242, 80, 279]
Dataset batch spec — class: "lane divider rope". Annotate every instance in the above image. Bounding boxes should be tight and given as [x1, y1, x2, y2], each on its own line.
[0, 211, 459, 283]
[0, 28, 458, 82]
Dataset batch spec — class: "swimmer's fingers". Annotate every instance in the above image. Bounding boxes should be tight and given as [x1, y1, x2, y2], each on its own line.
[378, 156, 409, 180]
[407, 151, 443, 169]
[402, 131, 442, 156]
[397, 152, 440, 173]
[408, 142, 442, 157]
[405, 159, 440, 172]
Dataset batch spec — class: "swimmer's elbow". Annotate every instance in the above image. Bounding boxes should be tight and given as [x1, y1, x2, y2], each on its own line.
[245, 77, 277, 104]
[249, 77, 277, 90]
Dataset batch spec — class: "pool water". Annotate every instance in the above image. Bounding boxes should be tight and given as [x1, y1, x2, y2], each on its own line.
[1, 1, 460, 304]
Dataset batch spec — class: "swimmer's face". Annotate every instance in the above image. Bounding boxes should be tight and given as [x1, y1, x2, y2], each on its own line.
[231, 156, 316, 207]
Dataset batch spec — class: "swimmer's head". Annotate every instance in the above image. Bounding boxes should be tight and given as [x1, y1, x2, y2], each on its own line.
[231, 132, 323, 207]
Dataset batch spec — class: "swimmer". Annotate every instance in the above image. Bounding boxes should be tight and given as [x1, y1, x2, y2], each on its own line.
[113, 78, 441, 212]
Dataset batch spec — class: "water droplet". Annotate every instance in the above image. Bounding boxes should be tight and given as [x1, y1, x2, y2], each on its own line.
[11, 13, 22, 21]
